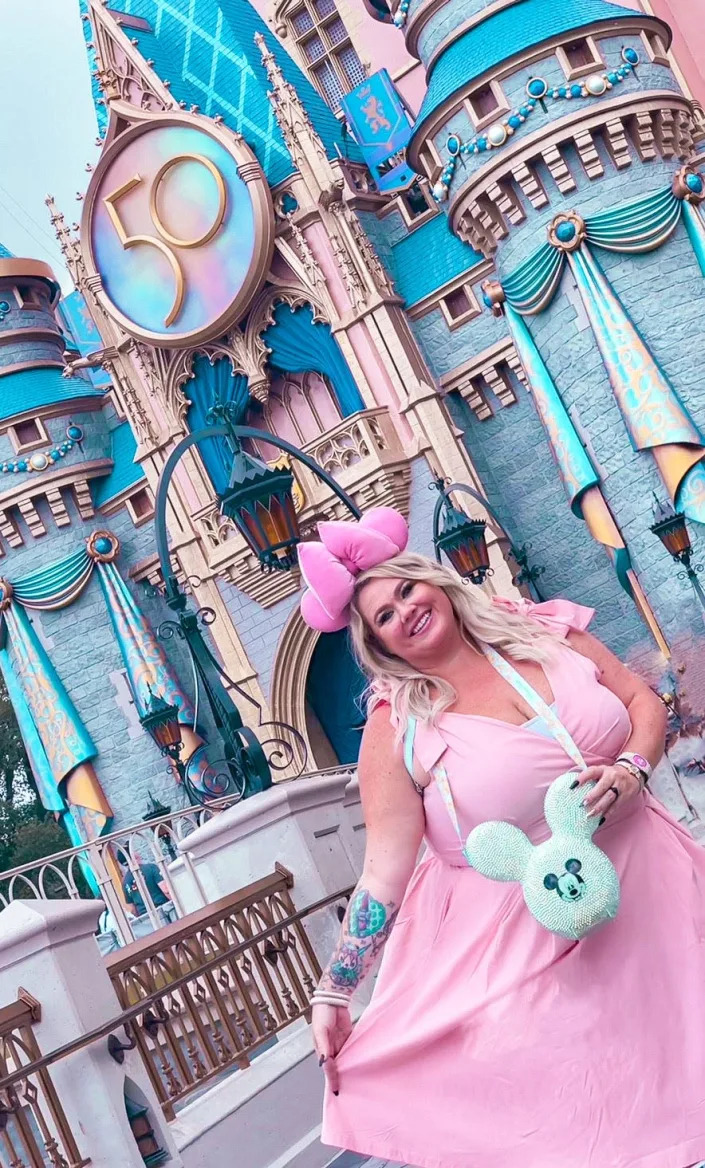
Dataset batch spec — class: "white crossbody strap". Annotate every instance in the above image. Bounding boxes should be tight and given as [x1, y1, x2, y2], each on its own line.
[479, 643, 585, 770]
[433, 644, 586, 847]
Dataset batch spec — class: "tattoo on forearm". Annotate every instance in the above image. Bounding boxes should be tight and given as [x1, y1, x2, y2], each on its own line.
[319, 888, 399, 995]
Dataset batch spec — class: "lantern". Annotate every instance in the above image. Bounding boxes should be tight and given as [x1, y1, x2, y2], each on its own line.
[140, 689, 182, 756]
[650, 496, 692, 562]
[219, 446, 300, 571]
[434, 497, 491, 584]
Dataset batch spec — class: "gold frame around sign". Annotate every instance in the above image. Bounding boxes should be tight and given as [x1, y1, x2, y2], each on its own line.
[80, 110, 275, 348]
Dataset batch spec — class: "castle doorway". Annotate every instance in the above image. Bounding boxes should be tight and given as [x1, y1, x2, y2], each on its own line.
[305, 629, 367, 766]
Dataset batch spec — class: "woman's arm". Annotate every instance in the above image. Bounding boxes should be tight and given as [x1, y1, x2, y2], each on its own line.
[566, 628, 667, 818]
[312, 706, 425, 1088]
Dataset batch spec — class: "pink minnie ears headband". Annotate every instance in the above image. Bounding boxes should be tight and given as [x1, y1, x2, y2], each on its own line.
[299, 507, 409, 632]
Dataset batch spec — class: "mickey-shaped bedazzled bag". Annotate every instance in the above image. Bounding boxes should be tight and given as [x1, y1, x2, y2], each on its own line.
[465, 769, 620, 940]
[417, 643, 621, 941]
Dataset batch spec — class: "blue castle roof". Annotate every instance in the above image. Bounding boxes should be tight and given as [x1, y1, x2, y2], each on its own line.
[391, 215, 483, 306]
[86, 0, 359, 185]
[412, 0, 662, 142]
[0, 244, 13, 259]
[78, 0, 108, 138]
[0, 368, 103, 423]
[93, 421, 145, 506]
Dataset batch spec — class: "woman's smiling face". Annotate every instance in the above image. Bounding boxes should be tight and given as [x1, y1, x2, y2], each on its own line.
[356, 575, 458, 668]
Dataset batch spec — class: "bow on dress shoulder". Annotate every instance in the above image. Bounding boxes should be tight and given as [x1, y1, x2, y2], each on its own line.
[299, 507, 409, 632]
[491, 596, 595, 637]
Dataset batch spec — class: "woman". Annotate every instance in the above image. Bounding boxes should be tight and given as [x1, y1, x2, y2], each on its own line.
[298, 507, 705, 1168]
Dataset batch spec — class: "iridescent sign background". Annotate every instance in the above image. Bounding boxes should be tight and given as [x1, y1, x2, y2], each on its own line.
[88, 122, 259, 343]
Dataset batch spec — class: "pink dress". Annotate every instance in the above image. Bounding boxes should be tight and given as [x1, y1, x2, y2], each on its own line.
[321, 600, 705, 1168]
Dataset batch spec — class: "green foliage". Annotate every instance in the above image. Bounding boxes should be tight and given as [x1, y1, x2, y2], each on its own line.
[0, 672, 90, 897]
[0, 671, 37, 807]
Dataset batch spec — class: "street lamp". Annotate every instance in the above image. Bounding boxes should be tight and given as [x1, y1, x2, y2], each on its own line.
[431, 478, 545, 599]
[139, 688, 231, 805]
[650, 495, 705, 615]
[152, 403, 361, 804]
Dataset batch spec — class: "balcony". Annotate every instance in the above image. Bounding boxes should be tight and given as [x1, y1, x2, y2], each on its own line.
[193, 407, 411, 606]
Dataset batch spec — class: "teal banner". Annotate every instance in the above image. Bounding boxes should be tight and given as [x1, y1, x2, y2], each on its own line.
[505, 305, 598, 514]
[341, 70, 415, 193]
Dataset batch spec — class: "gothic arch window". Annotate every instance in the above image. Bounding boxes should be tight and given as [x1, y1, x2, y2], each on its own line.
[246, 370, 342, 461]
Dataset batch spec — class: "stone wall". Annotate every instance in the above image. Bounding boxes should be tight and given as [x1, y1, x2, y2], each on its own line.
[0, 399, 203, 829]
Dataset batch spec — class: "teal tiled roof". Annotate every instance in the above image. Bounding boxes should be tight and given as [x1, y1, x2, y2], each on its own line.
[413, 0, 650, 140]
[0, 367, 103, 422]
[99, 0, 359, 185]
[0, 244, 13, 259]
[79, 0, 108, 138]
[93, 421, 145, 506]
[390, 214, 484, 306]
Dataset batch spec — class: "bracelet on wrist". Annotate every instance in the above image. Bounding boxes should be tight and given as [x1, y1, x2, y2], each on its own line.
[615, 760, 646, 791]
[312, 987, 352, 1003]
[615, 751, 652, 784]
[311, 991, 353, 1009]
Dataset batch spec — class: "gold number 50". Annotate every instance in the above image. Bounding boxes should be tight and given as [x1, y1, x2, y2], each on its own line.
[102, 153, 226, 328]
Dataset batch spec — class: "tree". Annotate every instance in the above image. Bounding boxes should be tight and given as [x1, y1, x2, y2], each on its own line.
[0, 673, 70, 876]
[0, 676, 93, 898]
[0, 673, 38, 807]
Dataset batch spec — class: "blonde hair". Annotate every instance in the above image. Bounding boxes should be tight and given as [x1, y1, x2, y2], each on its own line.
[348, 552, 557, 738]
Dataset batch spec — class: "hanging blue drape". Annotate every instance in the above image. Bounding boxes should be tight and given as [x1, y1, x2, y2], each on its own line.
[497, 182, 705, 523]
[502, 187, 685, 315]
[306, 629, 367, 764]
[94, 561, 196, 723]
[186, 355, 250, 494]
[262, 303, 364, 417]
[505, 306, 598, 515]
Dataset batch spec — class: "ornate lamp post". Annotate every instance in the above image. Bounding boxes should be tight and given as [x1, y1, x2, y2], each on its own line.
[431, 478, 545, 599]
[152, 403, 361, 805]
[650, 495, 705, 615]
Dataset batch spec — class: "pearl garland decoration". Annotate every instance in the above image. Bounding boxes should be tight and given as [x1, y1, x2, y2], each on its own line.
[1, 424, 84, 475]
[431, 48, 640, 203]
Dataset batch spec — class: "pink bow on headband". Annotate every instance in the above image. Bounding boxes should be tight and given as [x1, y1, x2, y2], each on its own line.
[299, 507, 409, 632]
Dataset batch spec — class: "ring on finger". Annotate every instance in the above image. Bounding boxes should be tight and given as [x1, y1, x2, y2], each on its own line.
[608, 785, 619, 804]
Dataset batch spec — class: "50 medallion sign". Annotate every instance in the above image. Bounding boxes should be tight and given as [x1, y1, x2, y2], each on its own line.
[82, 113, 274, 347]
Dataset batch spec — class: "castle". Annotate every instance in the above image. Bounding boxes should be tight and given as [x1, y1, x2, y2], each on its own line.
[2, 0, 705, 845]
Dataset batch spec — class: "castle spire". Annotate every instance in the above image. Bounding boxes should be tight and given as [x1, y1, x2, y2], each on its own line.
[254, 30, 332, 197]
[44, 197, 85, 288]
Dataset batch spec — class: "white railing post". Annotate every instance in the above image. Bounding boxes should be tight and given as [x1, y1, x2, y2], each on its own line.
[90, 841, 135, 946]
[0, 899, 185, 1167]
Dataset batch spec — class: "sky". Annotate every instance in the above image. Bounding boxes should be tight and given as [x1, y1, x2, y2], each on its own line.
[0, 0, 99, 291]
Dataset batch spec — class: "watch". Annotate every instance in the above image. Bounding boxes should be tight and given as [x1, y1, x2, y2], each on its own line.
[615, 751, 652, 783]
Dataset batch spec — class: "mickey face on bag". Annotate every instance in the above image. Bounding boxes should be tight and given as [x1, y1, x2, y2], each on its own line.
[543, 858, 585, 902]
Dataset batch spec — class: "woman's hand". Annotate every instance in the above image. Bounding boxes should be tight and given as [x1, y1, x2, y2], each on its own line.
[312, 1003, 352, 1096]
[576, 763, 642, 821]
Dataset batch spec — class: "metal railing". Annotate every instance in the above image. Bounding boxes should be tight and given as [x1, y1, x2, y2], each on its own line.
[0, 991, 90, 1168]
[106, 865, 323, 1117]
[0, 878, 352, 1130]
[0, 765, 358, 950]
[0, 793, 240, 951]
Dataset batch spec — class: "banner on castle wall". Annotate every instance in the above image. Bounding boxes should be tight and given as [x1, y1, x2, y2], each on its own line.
[341, 69, 416, 193]
[81, 113, 275, 348]
[57, 291, 111, 388]
[498, 180, 705, 526]
[0, 533, 218, 832]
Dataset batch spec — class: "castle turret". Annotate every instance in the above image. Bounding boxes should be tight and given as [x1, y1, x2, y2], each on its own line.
[397, 0, 705, 684]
